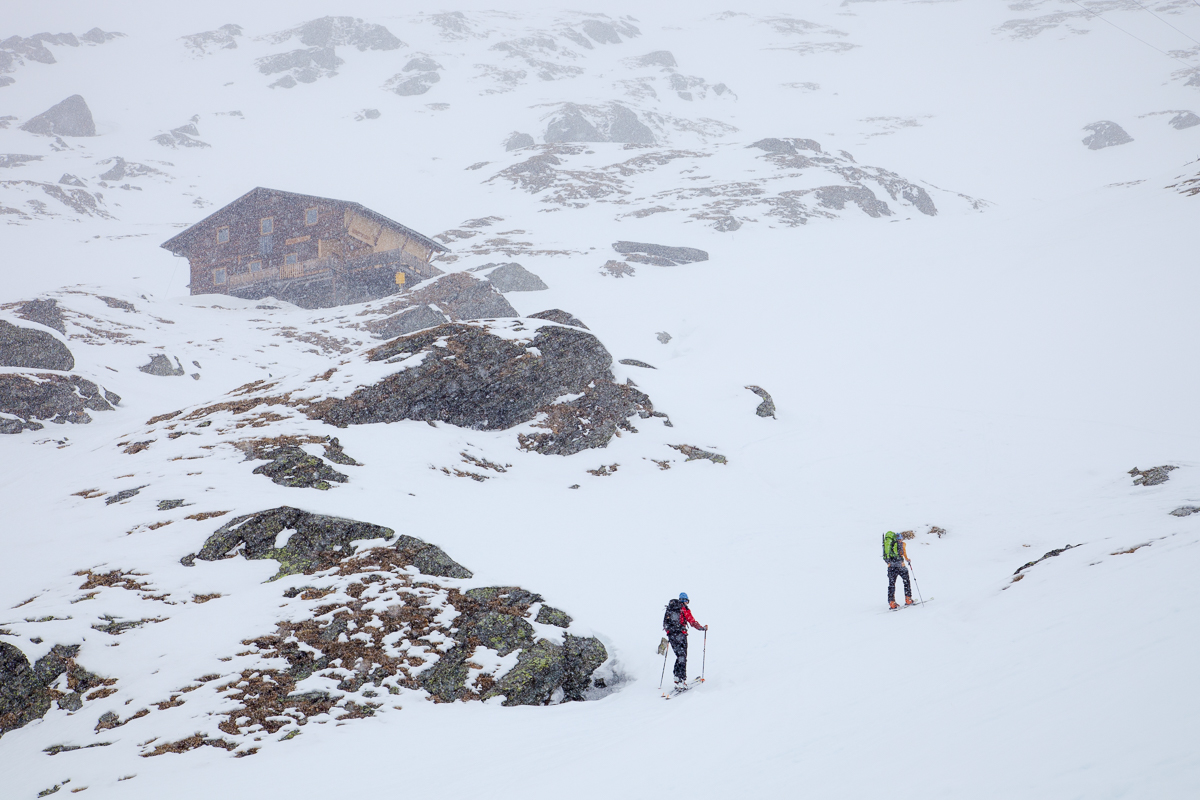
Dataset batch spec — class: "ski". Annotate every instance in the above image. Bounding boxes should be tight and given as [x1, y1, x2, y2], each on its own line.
[662, 677, 704, 699]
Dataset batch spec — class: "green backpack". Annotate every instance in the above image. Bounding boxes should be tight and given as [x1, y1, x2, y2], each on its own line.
[882, 531, 903, 561]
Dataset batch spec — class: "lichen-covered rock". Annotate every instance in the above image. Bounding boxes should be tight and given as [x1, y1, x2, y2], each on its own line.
[535, 605, 572, 627]
[0, 320, 74, 370]
[252, 446, 348, 490]
[469, 612, 535, 656]
[482, 634, 608, 706]
[189, 507, 403, 578]
[0, 373, 117, 433]
[2, 643, 105, 738]
[745, 385, 776, 418]
[392, 535, 472, 578]
[310, 321, 665, 455]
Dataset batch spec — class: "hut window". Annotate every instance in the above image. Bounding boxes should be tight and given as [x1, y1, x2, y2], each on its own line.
[217, 227, 229, 244]
[285, 253, 298, 265]
[249, 260, 262, 272]
[305, 207, 319, 225]
[260, 217, 274, 235]
[213, 268, 227, 285]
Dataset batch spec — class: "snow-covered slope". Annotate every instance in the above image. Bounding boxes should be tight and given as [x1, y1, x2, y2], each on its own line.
[2, 2, 1199, 798]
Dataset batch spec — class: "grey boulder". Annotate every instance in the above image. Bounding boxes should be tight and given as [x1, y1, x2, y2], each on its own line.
[138, 354, 184, 376]
[0, 320, 73, 370]
[20, 95, 96, 137]
[480, 262, 548, 292]
[1082, 121, 1133, 150]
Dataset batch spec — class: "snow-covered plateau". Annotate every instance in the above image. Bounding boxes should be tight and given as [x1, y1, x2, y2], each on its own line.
[2, 1, 1199, 797]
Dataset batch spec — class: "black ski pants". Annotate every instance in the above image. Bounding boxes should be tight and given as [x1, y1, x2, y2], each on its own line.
[668, 630, 688, 682]
[887, 561, 911, 602]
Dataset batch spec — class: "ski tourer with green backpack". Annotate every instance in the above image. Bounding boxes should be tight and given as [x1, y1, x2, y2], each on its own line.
[882, 530, 914, 609]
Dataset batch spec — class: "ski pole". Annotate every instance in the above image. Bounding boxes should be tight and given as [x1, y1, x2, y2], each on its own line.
[909, 562, 925, 606]
[659, 638, 669, 689]
[702, 629, 707, 680]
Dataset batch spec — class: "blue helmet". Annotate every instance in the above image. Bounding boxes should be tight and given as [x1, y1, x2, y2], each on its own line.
[679, 592, 689, 601]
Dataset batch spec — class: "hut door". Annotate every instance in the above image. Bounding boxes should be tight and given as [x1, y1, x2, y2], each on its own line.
[259, 236, 274, 256]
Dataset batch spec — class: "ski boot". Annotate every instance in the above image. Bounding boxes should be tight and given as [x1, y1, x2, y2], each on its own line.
[888, 601, 898, 610]
[905, 597, 915, 606]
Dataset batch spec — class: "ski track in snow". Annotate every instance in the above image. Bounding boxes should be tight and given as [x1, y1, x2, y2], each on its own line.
[2, 1, 1200, 798]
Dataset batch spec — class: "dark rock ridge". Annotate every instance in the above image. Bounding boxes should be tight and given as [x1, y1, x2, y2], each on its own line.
[19, 95, 96, 137]
[1, 642, 109, 738]
[529, 309, 588, 329]
[138, 354, 184, 376]
[1129, 465, 1175, 486]
[0, 320, 73, 370]
[1014, 544, 1080, 576]
[409, 271, 518, 319]
[1082, 121, 1133, 150]
[251, 446, 349, 490]
[308, 321, 667, 455]
[0, 373, 118, 434]
[366, 304, 449, 339]
[612, 241, 708, 265]
[187, 506, 470, 580]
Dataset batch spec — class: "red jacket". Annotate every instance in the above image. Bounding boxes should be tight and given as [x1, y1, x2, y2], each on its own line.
[680, 605, 704, 634]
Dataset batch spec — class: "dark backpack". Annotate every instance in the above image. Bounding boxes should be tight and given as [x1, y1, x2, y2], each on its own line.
[663, 599, 683, 633]
[882, 531, 903, 561]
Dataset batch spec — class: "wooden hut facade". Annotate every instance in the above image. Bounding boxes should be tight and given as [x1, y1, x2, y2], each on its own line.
[161, 187, 448, 308]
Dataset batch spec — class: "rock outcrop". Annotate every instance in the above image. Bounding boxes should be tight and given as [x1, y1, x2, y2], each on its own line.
[745, 385, 777, 418]
[366, 304, 450, 338]
[308, 321, 666, 455]
[529, 309, 588, 329]
[0, 320, 74, 370]
[408, 272, 518, 320]
[1, 643, 109, 738]
[19, 95, 96, 137]
[138, 354, 184, 376]
[475, 262, 548, 292]
[612, 241, 708, 265]
[505, 132, 535, 150]
[251, 446, 349, 490]
[0, 373, 118, 433]
[1082, 121, 1133, 150]
[1129, 465, 1175, 486]
[544, 102, 655, 145]
[186, 507, 470, 580]
[12, 298, 66, 333]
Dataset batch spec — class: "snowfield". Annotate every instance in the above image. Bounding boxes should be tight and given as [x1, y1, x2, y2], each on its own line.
[2, 1, 1199, 798]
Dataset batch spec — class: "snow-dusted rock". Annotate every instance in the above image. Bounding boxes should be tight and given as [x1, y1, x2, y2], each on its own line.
[529, 308, 588, 329]
[505, 131, 536, 150]
[0, 320, 73, 370]
[544, 102, 656, 145]
[477, 262, 549, 292]
[1169, 111, 1200, 130]
[1082, 121, 1133, 150]
[0, 373, 117, 433]
[612, 241, 708, 265]
[137, 354, 184, 376]
[19, 95, 95, 137]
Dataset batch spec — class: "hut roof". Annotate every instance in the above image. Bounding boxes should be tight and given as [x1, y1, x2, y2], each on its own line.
[160, 186, 450, 255]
